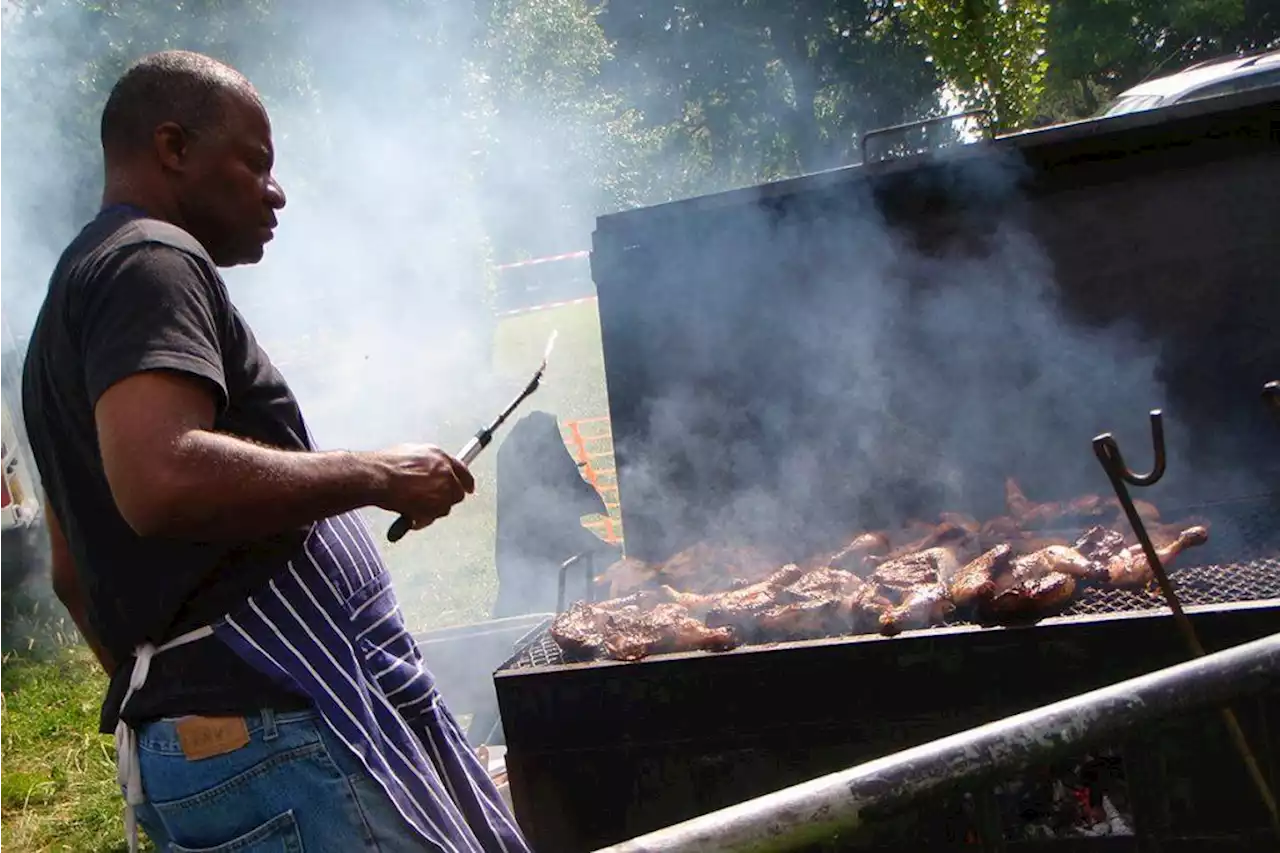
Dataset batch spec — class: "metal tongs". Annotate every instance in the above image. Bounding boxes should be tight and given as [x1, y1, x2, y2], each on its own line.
[1093, 410, 1279, 838]
[387, 331, 559, 542]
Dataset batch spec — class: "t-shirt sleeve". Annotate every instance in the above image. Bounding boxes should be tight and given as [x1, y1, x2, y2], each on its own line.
[79, 242, 230, 411]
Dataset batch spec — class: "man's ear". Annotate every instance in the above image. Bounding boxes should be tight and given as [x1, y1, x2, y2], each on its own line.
[153, 121, 191, 172]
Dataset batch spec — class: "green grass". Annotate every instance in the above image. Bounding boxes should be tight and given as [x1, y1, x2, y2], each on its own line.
[1, 610, 142, 853]
[0, 300, 614, 851]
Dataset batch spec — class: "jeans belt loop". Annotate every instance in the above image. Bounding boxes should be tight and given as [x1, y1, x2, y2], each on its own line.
[261, 707, 278, 741]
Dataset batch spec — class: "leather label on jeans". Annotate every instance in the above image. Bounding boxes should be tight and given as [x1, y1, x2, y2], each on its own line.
[175, 716, 250, 761]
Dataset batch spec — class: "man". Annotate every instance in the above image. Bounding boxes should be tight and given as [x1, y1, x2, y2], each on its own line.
[21, 50, 530, 853]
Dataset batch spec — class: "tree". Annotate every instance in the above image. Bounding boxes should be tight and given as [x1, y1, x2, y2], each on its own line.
[899, 0, 1051, 132]
[1039, 0, 1280, 121]
[475, 0, 671, 257]
[597, 0, 944, 190]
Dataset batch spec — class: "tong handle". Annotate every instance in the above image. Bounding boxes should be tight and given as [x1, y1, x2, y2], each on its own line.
[387, 431, 489, 542]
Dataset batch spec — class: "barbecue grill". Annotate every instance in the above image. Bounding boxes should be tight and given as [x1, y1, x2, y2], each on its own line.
[494, 88, 1280, 852]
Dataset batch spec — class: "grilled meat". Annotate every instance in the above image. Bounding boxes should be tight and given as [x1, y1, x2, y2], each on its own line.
[983, 572, 1078, 622]
[872, 547, 961, 588]
[879, 583, 955, 636]
[1073, 526, 1127, 564]
[550, 600, 615, 659]
[657, 543, 779, 593]
[1010, 545, 1109, 585]
[828, 532, 892, 573]
[1004, 478, 1160, 529]
[595, 556, 656, 599]
[1103, 525, 1210, 588]
[876, 522, 972, 564]
[755, 598, 847, 639]
[782, 566, 866, 600]
[939, 512, 981, 535]
[602, 603, 738, 661]
[949, 545, 1013, 608]
[755, 570, 893, 639]
[554, 484, 1214, 663]
[663, 564, 805, 615]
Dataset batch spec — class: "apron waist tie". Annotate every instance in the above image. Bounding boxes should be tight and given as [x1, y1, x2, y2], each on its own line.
[114, 624, 216, 853]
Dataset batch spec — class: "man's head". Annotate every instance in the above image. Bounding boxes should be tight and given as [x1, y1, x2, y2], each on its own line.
[100, 50, 286, 267]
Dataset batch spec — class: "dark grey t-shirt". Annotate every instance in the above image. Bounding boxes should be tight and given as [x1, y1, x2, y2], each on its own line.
[21, 206, 312, 733]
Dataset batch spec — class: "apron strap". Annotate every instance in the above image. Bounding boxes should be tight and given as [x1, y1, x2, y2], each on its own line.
[114, 624, 216, 853]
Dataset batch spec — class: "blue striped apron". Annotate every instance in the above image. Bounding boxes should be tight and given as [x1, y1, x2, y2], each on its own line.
[114, 510, 530, 853]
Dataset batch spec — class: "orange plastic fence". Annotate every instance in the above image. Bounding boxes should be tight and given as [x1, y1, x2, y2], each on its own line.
[563, 416, 623, 545]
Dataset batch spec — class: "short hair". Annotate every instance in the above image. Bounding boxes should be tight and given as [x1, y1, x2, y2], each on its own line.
[99, 50, 258, 157]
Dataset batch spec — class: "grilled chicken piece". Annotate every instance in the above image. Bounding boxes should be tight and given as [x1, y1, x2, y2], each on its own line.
[656, 543, 779, 593]
[873, 547, 962, 588]
[1146, 519, 1211, 549]
[550, 589, 683, 658]
[755, 598, 847, 639]
[1074, 526, 1127, 564]
[1005, 478, 1160, 529]
[828, 532, 892, 573]
[550, 600, 616, 659]
[879, 583, 955, 636]
[750, 570, 892, 640]
[783, 567, 867, 600]
[1010, 545, 1109, 585]
[848, 582, 895, 627]
[595, 556, 656, 599]
[939, 513, 981, 535]
[601, 603, 738, 661]
[664, 564, 806, 618]
[876, 522, 972, 564]
[1103, 526, 1210, 588]
[949, 545, 1013, 608]
[983, 572, 1077, 622]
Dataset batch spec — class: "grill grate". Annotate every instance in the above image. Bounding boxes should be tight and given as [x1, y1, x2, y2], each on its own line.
[498, 556, 1280, 672]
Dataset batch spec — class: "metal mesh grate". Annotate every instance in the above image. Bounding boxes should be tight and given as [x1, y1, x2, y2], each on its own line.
[498, 556, 1280, 672]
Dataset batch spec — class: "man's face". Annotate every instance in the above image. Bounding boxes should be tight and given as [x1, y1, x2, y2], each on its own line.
[174, 91, 287, 267]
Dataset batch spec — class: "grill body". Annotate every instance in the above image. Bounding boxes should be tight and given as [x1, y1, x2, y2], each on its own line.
[496, 571, 1280, 851]
[495, 91, 1280, 851]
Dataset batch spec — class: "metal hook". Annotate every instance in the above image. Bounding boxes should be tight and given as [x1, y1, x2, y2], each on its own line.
[1093, 409, 1165, 487]
[1092, 409, 1280, 838]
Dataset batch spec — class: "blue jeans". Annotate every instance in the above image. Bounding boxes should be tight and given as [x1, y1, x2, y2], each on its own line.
[133, 708, 444, 852]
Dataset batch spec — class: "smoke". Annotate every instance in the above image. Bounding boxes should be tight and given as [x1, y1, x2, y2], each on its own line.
[605, 142, 1275, 566]
[0, 0, 649, 616]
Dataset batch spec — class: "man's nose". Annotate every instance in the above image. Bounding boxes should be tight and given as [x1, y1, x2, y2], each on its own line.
[266, 175, 287, 210]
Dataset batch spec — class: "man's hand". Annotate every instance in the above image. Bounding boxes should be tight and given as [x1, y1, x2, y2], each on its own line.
[372, 444, 475, 530]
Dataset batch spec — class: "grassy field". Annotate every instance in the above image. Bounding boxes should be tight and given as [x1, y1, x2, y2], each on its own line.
[0, 299, 614, 852]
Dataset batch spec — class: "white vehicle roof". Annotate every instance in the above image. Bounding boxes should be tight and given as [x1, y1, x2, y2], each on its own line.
[1102, 49, 1280, 116]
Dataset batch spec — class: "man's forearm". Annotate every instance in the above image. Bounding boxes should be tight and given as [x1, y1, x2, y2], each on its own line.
[139, 430, 390, 541]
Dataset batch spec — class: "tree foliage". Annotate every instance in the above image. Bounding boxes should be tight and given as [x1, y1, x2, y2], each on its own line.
[3, 0, 1279, 267]
[900, 0, 1051, 131]
[598, 0, 942, 190]
[1039, 0, 1280, 120]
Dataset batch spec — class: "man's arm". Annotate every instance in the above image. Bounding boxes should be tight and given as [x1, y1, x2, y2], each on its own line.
[80, 244, 472, 542]
[95, 370, 473, 542]
[46, 500, 116, 675]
